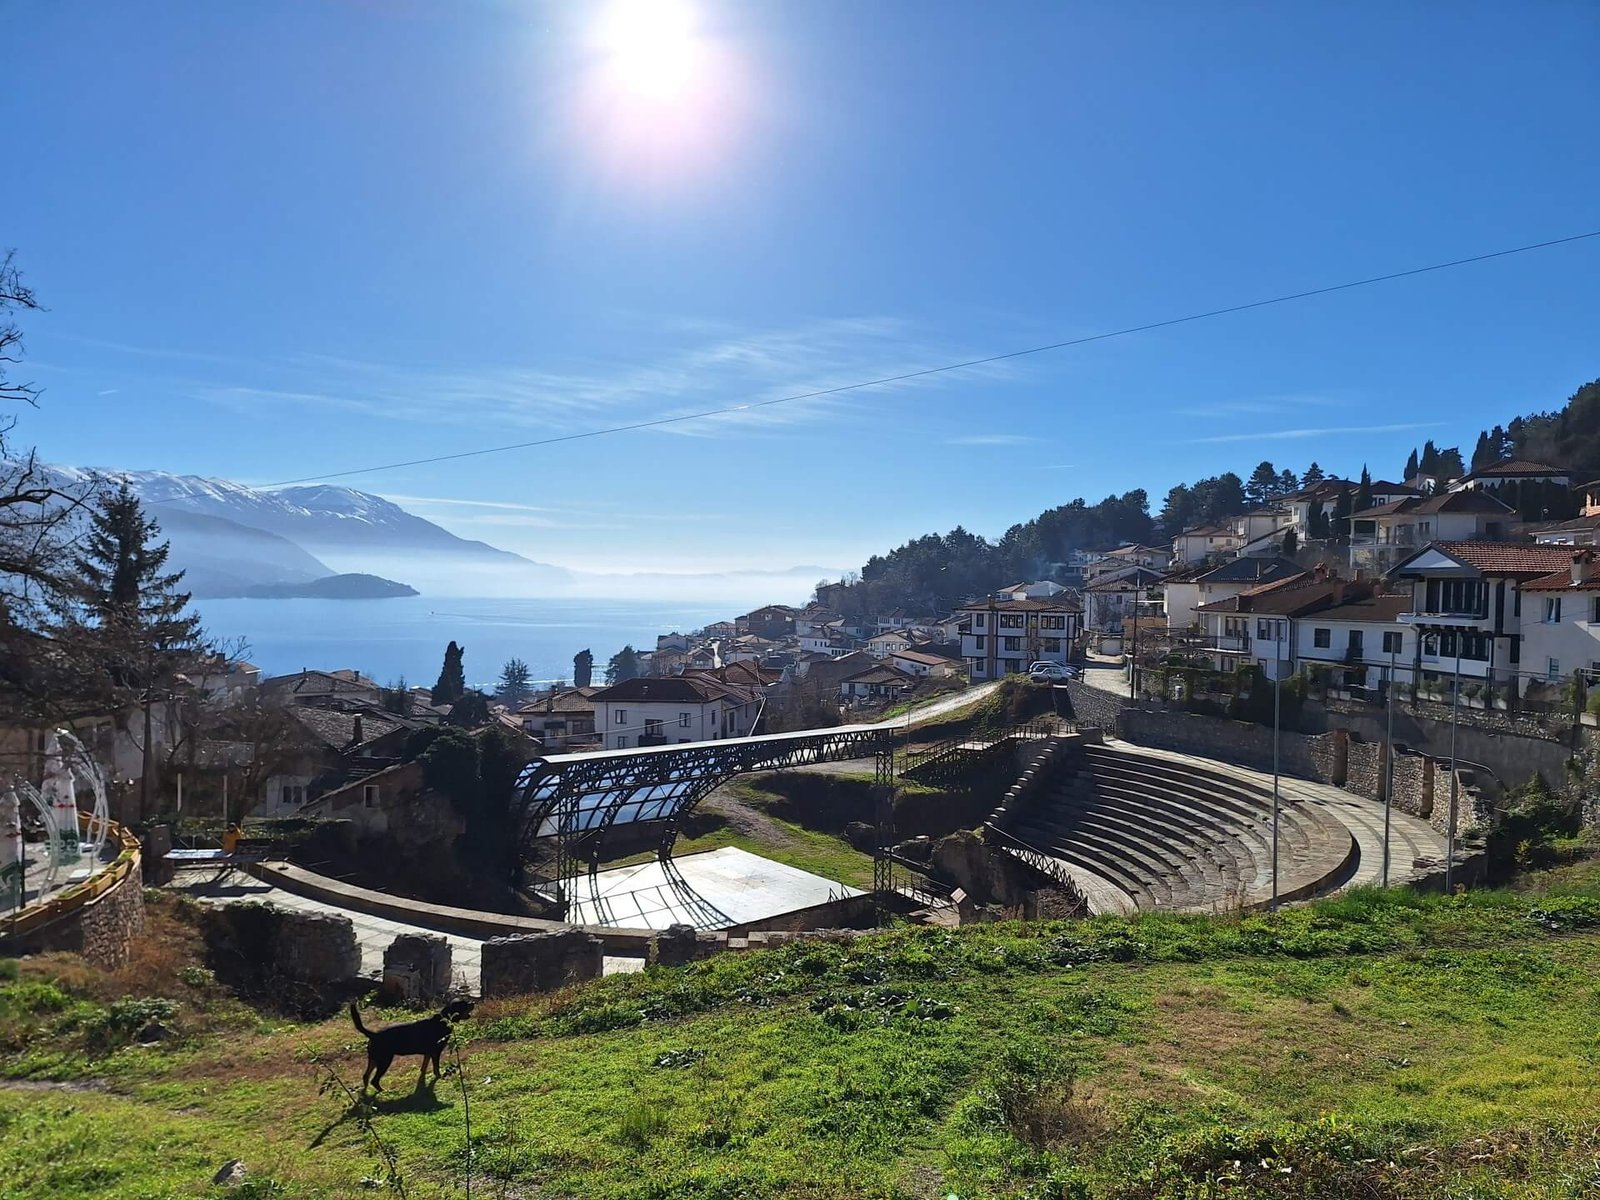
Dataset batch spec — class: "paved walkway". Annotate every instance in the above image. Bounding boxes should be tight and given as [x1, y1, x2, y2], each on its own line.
[168, 868, 644, 992]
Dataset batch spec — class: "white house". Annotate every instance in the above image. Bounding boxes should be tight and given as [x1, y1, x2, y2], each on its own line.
[1232, 507, 1295, 556]
[1171, 523, 1243, 566]
[1390, 539, 1576, 694]
[866, 629, 916, 660]
[516, 688, 600, 750]
[839, 665, 917, 702]
[1082, 566, 1166, 633]
[1293, 592, 1415, 693]
[1167, 557, 1307, 631]
[890, 648, 963, 679]
[1518, 551, 1600, 686]
[958, 595, 1081, 680]
[995, 580, 1070, 601]
[588, 676, 763, 749]
[1349, 491, 1515, 574]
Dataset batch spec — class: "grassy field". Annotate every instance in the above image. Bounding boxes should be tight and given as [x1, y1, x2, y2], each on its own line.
[5, 860, 1600, 1199]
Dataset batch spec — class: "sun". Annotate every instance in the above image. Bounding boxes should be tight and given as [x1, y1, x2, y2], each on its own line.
[595, 0, 704, 102]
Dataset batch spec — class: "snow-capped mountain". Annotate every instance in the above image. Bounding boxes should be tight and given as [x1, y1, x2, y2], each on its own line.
[34, 464, 573, 596]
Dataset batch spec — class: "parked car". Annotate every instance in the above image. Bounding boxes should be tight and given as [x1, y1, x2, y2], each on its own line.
[1027, 661, 1078, 682]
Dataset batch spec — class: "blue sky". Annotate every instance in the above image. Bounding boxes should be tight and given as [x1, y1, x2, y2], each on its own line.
[8, 1, 1599, 579]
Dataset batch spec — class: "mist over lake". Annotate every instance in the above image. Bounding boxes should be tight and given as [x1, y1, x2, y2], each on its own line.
[193, 596, 740, 689]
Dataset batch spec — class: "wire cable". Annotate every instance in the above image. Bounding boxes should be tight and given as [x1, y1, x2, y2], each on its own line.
[264, 229, 1600, 487]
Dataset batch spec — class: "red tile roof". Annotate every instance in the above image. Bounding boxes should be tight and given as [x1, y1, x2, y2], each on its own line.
[1459, 458, 1570, 481]
[1426, 540, 1578, 577]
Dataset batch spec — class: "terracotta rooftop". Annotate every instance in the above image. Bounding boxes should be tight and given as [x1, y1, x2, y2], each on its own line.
[1459, 458, 1570, 481]
[1307, 593, 1414, 622]
[957, 596, 1083, 612]
[1407, 540, 1578, 577]
[1351, 491, 1515, 520]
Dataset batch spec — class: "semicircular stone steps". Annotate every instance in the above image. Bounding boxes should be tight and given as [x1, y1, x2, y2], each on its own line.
[997, 741, 1358, 913]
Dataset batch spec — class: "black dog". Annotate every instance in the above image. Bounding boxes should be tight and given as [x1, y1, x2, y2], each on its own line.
[350, 999, 474, 1092]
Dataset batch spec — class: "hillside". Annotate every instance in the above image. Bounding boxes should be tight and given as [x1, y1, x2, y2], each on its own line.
[230, 572, 419, 600]
[5, 862, 1600, 1199]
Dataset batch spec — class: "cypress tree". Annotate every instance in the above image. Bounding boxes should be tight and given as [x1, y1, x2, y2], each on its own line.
[432, 640, 466, 704]
[1404, 448, 1420, 480]
[573, 648, 594, 689]
[1355, 465, 1373, 514]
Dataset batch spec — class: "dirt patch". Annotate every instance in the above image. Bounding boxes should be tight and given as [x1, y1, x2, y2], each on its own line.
[699, 790, 803, 850]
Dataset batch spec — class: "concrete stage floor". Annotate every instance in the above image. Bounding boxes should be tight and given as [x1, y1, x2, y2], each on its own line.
[567, 846, 862, 931]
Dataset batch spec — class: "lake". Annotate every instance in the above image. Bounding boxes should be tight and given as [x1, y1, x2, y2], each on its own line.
[193, 595, 735, 689]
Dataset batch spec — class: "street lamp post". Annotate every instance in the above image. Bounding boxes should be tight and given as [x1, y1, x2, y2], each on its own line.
[1445, 647, 1462, 891]
[1271, 621, 1282, 910]
[1383, 640, 1397, 888]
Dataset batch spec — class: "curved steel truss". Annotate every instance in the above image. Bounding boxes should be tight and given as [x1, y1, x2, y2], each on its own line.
[516, 724, 895, 908]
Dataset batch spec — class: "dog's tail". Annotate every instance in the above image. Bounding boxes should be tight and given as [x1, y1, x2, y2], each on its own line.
[350, 1002, 373, 1039]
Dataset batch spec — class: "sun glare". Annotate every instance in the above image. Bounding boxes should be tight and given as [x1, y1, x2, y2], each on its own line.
[597, 0, 703, 101]
[575, 0, 746, 181]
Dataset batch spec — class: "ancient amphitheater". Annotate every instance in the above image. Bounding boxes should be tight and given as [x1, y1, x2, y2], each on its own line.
[987, 731, 1452, 915]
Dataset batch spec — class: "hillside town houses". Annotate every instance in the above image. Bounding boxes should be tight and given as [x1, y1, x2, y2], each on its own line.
[1134, 460, 1600, 706]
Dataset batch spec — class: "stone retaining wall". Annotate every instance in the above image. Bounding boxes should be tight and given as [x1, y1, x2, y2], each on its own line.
[1, 832, 146, 970]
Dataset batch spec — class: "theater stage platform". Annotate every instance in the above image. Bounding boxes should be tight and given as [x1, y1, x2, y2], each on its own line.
[564, 846, 863, 932]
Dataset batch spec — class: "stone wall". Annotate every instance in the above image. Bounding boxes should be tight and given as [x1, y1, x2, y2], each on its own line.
[1, 848, 147, 970]
[1063, 679, 1130, 733]
[201, 902, 362, 1001]
[481, 929, 603, 998]
[1118, 708, 1327, 780]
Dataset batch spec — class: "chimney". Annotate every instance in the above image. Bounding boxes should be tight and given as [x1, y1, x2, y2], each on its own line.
[1572, 550, 1595, 586]
[1312, 562, 1329, 582]
[350, 714, 363, 747]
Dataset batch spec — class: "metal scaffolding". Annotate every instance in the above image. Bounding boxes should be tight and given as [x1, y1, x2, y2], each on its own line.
[516, 723, 897, 912]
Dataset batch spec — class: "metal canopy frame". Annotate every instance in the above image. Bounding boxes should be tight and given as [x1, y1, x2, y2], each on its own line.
[516, 723, 897, 911]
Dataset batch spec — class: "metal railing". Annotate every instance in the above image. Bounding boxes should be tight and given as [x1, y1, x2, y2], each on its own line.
[981, 822, 1087, 902]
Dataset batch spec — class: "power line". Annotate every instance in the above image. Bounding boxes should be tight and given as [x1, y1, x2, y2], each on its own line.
[266, 229, 1600, 488]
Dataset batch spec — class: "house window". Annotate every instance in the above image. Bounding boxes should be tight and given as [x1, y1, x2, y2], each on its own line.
[1004, 637, 1022, 651]
[1313, 628, 1330, 649]
[1000, 613, 1025, 629]
[1348, 630, 1363, 656]
[679, 712, 691, 728]
[282, 785, 295, 808]
[1425, 579, 1487, 617]
[644, 719, 664, 739]
[1041, 616, 1066, 630]
[615, 709, 628, 726]
[613, 735, 628, 749]
[1382, 631, 1402, 654]
[975, 635, 987, 649]
[1545, 597, 1562, 624]
[1549, 658, 1561, 683]
[363, 784, 379, 808]
[1042, 638, 1061, 652]
[974, 614, 986, 629]
[1256, 619, 1279, 641]
[1593, 597, 1600, 625]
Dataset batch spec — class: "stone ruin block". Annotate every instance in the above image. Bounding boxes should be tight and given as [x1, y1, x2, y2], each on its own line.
[382, 932, 453, 1002]
[480, 929, 603, 998]
[273, 910, 361, 985]
[650, 923, 724, 967]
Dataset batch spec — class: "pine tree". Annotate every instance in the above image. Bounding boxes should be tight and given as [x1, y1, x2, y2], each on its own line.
[1471, 430, 1497, 470]
[1436, 446, 1465, 482]
[53, 483, 206, 819]
[1355, 465, 1372, 514]
[432, 640, 466, 705]
[496, 658, 532, 707]
[1301, 462, 1325, 486]
[1245, 461, 1278, 508]
[606, 645, 641, 685]
[1276, 468, 1298, 496]
[573, 648, 594, 689]
[58, 483, 204, 691]
[1404, 448, 1420, 480]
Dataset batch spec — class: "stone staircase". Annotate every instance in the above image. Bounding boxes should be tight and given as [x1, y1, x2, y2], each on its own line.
[1002, 742, 1362, 913]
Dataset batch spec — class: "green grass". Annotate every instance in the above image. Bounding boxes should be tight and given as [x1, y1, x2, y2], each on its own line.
[7, 864, 1600, 1198]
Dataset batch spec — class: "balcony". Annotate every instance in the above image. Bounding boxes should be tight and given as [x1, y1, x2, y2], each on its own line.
[1398, 611, 1487, 628]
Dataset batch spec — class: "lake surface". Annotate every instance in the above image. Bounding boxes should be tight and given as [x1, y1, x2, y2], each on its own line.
[193, 596, 734, 689]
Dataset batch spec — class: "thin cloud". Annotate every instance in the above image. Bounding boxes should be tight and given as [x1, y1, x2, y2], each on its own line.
[1194, 422, 1436, 445]
[946, 434, 1040, 447]
[143, 316, 1020, 444]
[96, 388, 119, 396]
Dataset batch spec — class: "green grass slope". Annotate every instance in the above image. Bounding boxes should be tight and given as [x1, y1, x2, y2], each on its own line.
[5, 864, 1600, 1199]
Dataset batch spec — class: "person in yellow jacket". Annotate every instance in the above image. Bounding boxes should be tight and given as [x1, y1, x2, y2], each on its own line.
[221, 824, 242, 854]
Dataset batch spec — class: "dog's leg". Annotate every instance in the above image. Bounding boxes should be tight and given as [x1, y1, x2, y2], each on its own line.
[371, 1054, 391, 1091]
[416, 1058, 428, 1091]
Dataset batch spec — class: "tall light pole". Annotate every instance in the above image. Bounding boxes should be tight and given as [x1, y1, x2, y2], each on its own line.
[1383, 639, 1397, 888]
[1128, 591, 1139, 699]
[1271, 619, 1282, 910]
[1445, 645, 1462, 892]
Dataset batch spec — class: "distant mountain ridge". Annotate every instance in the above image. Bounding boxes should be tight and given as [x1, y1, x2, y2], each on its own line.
[32, 463, 573, 598]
